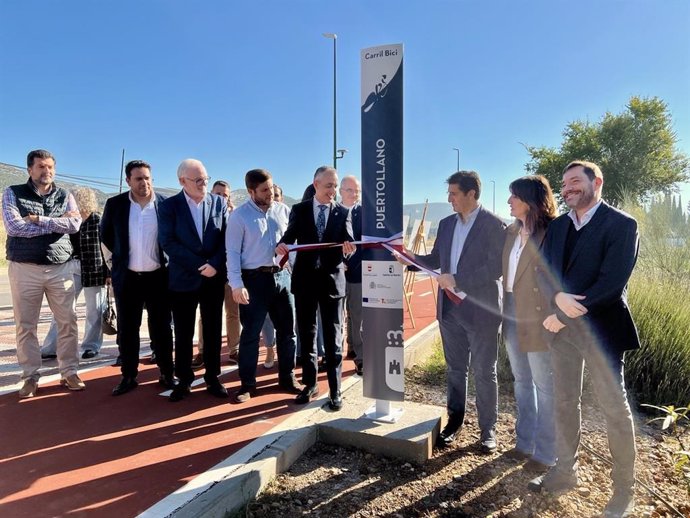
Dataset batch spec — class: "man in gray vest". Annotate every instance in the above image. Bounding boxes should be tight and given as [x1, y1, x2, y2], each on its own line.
[2, 149, 85, 398]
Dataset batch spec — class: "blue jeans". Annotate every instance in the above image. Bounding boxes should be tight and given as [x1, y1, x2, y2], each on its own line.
[261, 315, 275, 348]
[503, 293, 556, 465]
[238, 269, 296, 387]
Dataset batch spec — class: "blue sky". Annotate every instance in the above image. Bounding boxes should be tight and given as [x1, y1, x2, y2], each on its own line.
[1, 0, 688, 218]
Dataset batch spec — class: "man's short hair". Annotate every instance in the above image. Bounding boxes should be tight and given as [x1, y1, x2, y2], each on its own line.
[563, 160, 603, 181]
[125, 160, 151, 179]
[273, 184, 283, 196]
[446, 170, 481, 200]
[27, 149, 55, 168]
[314, 165, 336, 180]
[245, 169, 272, 191]
[212, 180, 229, 190]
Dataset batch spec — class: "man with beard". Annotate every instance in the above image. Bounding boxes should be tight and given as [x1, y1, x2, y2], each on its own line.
[528, 161, 640, 518]
[101, 160, 175, 395]
[2, 149, 84, 397]
[227, 169, 300, 402]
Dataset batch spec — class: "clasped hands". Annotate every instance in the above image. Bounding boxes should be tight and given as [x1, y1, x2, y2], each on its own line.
[543, 292, 587, 333]
[274, 241, 357, 257]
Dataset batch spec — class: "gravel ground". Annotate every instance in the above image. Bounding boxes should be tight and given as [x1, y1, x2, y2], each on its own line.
[239, 367, 690, 518]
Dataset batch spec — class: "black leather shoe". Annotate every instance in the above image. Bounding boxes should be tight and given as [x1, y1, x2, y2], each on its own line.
[158, 374, 178, 390]
[41, 352, 57, 360]
[328, 390, 343, 411]
[113, 356, 123, 367]
[169, 384, 191, 402]
[355, 362, 363, 376]
[295, 386, 319, 404]
[112, 377, 138, 396]
[81, 350, 98, 359]
[437, 414, 463, 448]
[278, 375, 302, 394]
[206, 380, 229, 398]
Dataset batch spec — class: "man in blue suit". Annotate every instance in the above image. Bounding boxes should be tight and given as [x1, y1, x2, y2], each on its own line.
[528, 161, 639, 518]
[403, 171, 505, 452]
[100, 160, 175, 396]
[158, 159, 229, 402]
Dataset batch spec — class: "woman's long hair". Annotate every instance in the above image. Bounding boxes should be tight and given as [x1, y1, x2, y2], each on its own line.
[508, 175, 558, 233]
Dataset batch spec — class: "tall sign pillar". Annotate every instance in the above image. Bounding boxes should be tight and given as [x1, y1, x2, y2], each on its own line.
[360, 43, 404, 421]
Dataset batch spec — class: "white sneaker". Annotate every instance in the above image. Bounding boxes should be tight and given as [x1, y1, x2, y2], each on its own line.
[263, 347, 275, 369]
[60, 374, 86, 391]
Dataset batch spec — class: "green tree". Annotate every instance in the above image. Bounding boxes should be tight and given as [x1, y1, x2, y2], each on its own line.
[525, 96, 689, 206]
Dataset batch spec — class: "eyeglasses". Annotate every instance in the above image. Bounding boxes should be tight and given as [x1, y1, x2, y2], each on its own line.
[341, 188, 360, 194]
[184, 176, 210, 186]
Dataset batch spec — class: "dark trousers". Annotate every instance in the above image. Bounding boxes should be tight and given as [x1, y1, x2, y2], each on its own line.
[295, 277, 344, 395]
[238, 269, 296, 387]
[171, 276, 225, 386]
[438, 295, 500, 439]
[115, 269, 173, 379]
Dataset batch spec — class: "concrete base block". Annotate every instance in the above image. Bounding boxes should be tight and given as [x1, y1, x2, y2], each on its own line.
[317, 389, 442, 464]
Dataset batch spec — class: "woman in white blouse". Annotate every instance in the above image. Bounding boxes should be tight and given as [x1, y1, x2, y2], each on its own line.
[501, 175, 558, 472]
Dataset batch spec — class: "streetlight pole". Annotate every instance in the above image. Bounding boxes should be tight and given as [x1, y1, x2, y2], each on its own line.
[452, 147, 460, 171]
[323, 33, 337, 169]
[490, 180, 496, 213]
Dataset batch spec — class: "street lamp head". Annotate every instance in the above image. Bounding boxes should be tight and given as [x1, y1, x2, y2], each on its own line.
[336, 149, 348, 158]
[322, 33, 337, 39]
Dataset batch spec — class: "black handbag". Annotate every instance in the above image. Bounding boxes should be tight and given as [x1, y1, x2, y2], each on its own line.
[102, 285, 117, 335]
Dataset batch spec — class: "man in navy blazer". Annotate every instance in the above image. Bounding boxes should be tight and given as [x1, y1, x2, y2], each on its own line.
[158, 159, 229, 402]
[528, 161, 639, 518]
[404, 171, 505, 452]
[276, 166, 355, 410]
[100, 160, 175, 395]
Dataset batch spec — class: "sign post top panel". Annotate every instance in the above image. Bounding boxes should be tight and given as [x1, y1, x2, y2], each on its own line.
[361, 44, 403, 110]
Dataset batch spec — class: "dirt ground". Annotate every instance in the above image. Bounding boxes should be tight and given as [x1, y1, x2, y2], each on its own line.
[238, 367, 690, 518]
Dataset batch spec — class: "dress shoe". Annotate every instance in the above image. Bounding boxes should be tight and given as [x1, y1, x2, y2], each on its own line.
[437, 414, 463, 448]
[61, 374, 86, 391]
[295, 386, 319, 404]
[603, 488, 634, 517]
[41, 352, 57, 360]
[191, 353, 204, 368]
[524, 459, 551, 473]
[18, 378, 38, 398]
[278, 375, 302, 394]
[206, 380, 229, 398]
[112, 377, 138, 396]
[81, 350, 98, 359]
[479, 437, 498, 454]
[169, 384, 191, 402]
[234, 386, 256, 403]
[113, 356, 123, 367]
[158, 374, 178, 390]
[528, 468, 578, 493]
[328, 390, 343, 411]
[505, 447, 531, 461]
[355, 361, 363, 376]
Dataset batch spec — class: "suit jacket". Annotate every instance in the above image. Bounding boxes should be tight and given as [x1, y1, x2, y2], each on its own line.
[415, 207, 505, 324]
[344, 204, 362, 284]
[280, 199, 354, 298]
[100, 191, 167, 295]
[540, 201, 640, 353]
[158, 191, 227, 292]
[501, 224, 550, 352]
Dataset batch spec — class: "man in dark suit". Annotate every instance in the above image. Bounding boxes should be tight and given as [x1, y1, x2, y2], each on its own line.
[528, 161, 639, 518]
[402, 171, 505, 452]
[276, 166, 355, 410]
[339, 176, 363, 374]
[158, 158, 229, 402]
[100, 160, 175, 395]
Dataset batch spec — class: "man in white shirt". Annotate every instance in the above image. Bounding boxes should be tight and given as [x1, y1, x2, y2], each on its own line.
[100, 160, 175, 396]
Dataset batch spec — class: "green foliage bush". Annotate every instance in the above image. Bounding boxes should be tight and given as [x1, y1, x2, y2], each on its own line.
[626, 276, 690, 406]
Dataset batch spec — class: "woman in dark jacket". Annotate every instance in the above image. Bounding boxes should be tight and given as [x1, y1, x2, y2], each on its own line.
[502, 175, 558, 471]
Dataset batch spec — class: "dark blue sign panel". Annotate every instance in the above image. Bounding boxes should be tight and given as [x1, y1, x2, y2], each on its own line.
[360, 44, 404, 401]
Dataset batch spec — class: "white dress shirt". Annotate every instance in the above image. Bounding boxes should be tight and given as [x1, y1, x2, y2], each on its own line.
[568, 200, 602, 231]
[128, 192, 161, 272]
[183, 191, 206, 241]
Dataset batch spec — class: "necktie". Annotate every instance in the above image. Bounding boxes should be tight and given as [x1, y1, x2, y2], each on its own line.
[316, 204, 327, 241]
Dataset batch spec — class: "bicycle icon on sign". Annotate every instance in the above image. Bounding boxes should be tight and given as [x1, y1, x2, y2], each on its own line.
[363, 74, 389, 113]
